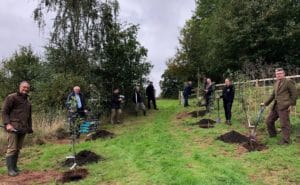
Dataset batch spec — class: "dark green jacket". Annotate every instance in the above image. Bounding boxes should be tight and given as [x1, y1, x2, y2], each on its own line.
[264, 78, 297, 110]
[2, 92, 32, 134]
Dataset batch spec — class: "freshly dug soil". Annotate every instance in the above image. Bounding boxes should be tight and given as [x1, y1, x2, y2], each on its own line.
[242, 140, 268, 152]
[199, 123, 215, 128]
[197, 119, 216, 129]
[0, 170, 61, 185]
[189, 110, 207, 118]
[199, 119, 216, 125]
[63, 150, 103, 167]
[54, 127, 69, 139]
[33, 138, 46, 145]
[217, 130, 249, 143]
[176, 112, 190, 119]
[86, 130, 115, 140]
[60, 168, 88, 183]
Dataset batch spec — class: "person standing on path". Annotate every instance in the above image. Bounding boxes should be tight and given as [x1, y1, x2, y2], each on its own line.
[146, 81, 158, 110]
[111, 88, 123, 124]
[204, 78, 214, 112]
[2, 81, 33, 176]
[262, 68, 297, 145]
[183, 81, 193, 107]
[221, 78, 235, 125]
[66, 86, 88, 138]
[133, 85, 146, 116]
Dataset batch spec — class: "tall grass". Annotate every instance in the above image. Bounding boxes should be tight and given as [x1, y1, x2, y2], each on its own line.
[0, 111, 67, 155]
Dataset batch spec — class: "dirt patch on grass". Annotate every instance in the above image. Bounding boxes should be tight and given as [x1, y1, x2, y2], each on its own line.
[53, 127, 69, 140]
[217, 130, 249, 143]
[187, 119, 216, 128]
[176, 112, 190, 119]
[242, 140, 268, 152]
[217, 130, 268, 152]
[63, 150, 104, 167]
[86, 130, 115, 141]
[58, 168, 89, 183]
[189, 110, 207, 118]
[198, 119, 216, 129]
[0, 170, 61, 185]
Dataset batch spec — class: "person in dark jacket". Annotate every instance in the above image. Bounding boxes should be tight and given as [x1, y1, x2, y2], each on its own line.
[183, 81, 192, 107]
[133, 85, 146, 116]
[111, 88, 123, 124]
[66, 86, 88, 138]
[66, 86, 88, 117]
[221, 78, 235, 125]
[204, 78, 214, 112]
[2, 81, 33, 176]
[146, 81, 158, 110]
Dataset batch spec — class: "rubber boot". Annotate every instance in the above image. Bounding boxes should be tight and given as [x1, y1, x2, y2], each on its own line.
[13, 152, 20, 172]
[6, 155, 18, 176]
[143, 110, 146, 116]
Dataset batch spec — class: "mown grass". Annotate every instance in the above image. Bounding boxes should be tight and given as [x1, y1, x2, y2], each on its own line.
[0, 99, 299, 185]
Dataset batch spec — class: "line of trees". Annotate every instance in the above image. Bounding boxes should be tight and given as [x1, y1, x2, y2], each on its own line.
[160, 0, 300, 98]
[0, 0, 152, 117]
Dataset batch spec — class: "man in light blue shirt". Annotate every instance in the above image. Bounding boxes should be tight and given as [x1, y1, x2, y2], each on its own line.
[66, 86, 87, 117]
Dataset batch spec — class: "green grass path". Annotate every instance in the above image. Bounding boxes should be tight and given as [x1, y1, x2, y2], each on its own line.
[0, 99, 299, 185]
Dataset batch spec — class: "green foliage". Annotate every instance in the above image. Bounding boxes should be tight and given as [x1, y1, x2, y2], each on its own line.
[33, 0, 152, 114]
[161, 0, 300, 96]
[0, 46, 42, 98]
[33, 73, 88, 111]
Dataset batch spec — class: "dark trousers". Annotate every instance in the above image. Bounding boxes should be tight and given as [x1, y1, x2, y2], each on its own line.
[147, 97, 157, 109]
[266, 107, 291, 142]
[205, 96, 212, 112]
[223, 101, 233, 121]
[184, 95, 189, 107]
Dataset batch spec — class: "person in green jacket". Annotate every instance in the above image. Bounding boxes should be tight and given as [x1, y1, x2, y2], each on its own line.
[262, 68, 297, 145]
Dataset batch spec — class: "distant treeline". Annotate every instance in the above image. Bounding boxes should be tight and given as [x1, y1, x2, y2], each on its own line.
[0, 0, 152, 116]
[160, 0, 300, 98]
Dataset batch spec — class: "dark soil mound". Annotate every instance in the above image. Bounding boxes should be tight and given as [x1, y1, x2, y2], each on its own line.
[54, 127, 69, 139]
[176, 112, 190, 119]
[89, 130, 115, 140]
[199, 123, 215, 128]
[189, 110, 207, 118]
[242, 140, 268, 152]
[60, 168, 88, 183]
[63, 150, 103, 166]
[217, 130, 249, 143]
[199, 119, 216, 125]
[198, 119, 216, 129]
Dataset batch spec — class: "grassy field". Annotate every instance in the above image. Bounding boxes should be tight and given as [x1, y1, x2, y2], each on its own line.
[0, 99, 299, 185]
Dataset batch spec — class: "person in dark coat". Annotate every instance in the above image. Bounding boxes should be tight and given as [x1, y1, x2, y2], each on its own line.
[221, 78, 235, 125]
[146, 81, 158, 110]
[204, 78, 213, 112]
[2, 81, 33, 176]
[66, 86, 87, 118]
[111, 88, 123, 124]
[66, 86, 88, 138]
[133, 85, 146, 116]
[183, 81, 192, 107]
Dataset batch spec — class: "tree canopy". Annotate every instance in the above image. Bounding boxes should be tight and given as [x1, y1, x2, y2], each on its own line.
[161, 0, 300, 98]
[0, 0, 152, 116]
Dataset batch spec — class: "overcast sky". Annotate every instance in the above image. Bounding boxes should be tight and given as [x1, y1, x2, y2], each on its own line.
[0, 0, 195, 94]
